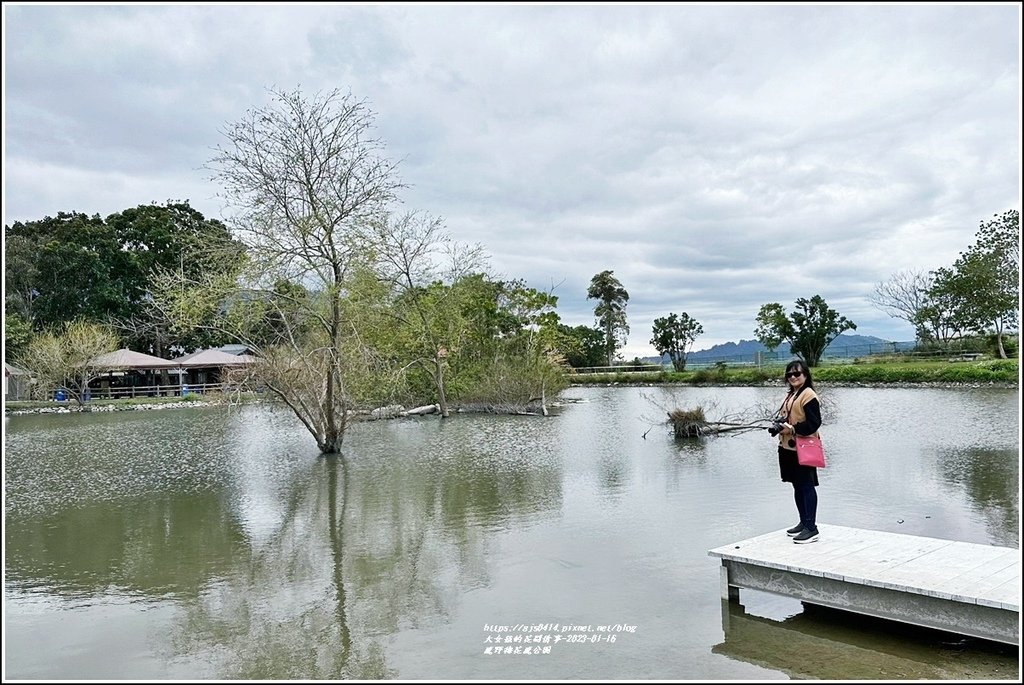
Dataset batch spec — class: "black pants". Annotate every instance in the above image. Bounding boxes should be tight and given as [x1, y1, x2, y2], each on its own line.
[779, 446, 818, 531]
[793, 482, 818, 531]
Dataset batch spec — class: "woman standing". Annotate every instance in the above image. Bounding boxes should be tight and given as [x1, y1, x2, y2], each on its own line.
[772, 360, 823, 544]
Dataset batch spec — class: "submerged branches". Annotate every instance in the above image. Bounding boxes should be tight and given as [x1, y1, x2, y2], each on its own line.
[640, 390, 774, 439]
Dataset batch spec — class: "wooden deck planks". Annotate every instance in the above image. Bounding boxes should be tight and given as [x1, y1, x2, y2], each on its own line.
[709, 524, 1020, 644]
[887, 546, 1019, 604]
[708, 528, 1019, 606]
[709, 524, 1020, 610]
[976, 574, 1022, 611]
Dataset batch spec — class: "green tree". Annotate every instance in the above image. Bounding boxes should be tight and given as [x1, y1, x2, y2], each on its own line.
[586, 270, 629, 366]
[371, 211, 485, 417]
[368, 210, 567, 415]
[5, 212, 130, 328]
[906, 265, 967, 344]
[479, 281, 566, 414]
[376, 266, 565, 415]
[650, 312, 704, 372]
[949, 210, 1019, 358]
[105, 201, 246, 355]
[754, 295, 856, 367]
[901, 210, 1020, 353]
[552, 324, 606, 368]
[924, 266, 981, 344]
[4, 202, 245, 356]
[4, 311, 34, 358]
[18, 320, 119, 407]
[4, 233, 38, 322]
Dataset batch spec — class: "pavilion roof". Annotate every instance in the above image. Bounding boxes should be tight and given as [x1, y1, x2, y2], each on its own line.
[91, 348, 181, 369]
[5, 362, 31, 377]
[172, 349, 256, 368]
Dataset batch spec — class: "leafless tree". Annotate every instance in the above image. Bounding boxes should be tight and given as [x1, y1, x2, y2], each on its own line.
[192, 87, 405, 453]
[869, 269, 932, 338]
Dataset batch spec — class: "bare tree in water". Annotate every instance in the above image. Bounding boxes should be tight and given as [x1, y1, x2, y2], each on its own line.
[159, 88, 404, 453]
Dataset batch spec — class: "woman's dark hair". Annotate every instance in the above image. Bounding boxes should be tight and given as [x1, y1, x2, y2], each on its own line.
[784, 359, 814, 390]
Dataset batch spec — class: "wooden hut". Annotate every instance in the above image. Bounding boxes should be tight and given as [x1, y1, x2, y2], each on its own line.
[4, 362, 32, 401]
[172, 348, 256, 388]
[89, 348, 184, 398]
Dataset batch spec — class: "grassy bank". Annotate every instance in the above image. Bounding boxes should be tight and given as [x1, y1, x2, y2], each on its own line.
[567, 358, 1019, 386]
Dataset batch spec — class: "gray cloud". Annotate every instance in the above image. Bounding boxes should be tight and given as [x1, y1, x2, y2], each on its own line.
[4, 4, 1019, 356]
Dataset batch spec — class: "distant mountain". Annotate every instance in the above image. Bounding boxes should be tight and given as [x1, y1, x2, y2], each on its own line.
[646, 334, 908, 365]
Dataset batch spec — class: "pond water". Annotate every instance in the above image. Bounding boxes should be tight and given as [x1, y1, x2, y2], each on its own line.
[3, 385, 1020, 680]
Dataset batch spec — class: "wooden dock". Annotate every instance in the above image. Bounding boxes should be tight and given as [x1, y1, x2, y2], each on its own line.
[708, 524, 1020, 645]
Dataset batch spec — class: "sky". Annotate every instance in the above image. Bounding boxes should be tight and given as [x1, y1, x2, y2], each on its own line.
[3, 3, 1021, 359]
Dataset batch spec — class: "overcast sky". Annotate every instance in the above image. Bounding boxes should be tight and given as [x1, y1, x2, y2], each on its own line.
[3, 3, 1021, 357]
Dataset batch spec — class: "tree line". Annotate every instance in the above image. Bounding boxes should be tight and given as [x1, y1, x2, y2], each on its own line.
[5, 87, 1018, 452]
[4, 89, 613, 452]
[586, 210, 1019, 369]
[869, 209, 1019, 358]
[585, 269, 857, 371]
[4, 202, 246, 357]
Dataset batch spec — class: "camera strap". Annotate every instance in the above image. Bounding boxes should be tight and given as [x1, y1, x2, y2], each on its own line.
[778, 386, 807, 420]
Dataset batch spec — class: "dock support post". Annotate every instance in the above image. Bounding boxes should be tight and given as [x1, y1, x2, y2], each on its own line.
[720, 563, 739, 602]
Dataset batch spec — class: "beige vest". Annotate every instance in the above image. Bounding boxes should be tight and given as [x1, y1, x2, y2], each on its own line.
[778, 387, 820, 451]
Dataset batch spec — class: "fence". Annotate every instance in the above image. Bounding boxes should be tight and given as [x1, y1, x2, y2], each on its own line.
[48, 381, 228, 401]
[685, 342, 923, 368]
[570, 364, 664, 374]
[571, 339, 998, 374]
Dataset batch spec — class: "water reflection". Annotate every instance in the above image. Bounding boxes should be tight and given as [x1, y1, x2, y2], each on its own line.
[936, 447, 1020, 546]
[714, 599, 1017, 680]
[4, 492, 249, 598]
[5, 409, 565, 679]
[166, 455, 394, 680]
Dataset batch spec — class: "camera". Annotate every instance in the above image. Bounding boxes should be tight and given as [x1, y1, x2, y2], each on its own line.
[766, 418, 787, 437]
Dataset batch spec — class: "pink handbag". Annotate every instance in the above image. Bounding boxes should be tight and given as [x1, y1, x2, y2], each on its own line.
[795, 435, 826, 468]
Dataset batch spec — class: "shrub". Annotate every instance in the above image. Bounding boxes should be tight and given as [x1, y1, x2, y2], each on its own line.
[669, 407, 708, 438]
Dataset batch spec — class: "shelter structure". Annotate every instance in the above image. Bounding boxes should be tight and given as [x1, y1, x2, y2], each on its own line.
[4, 362, 32, 401]
[89, 348, 184, 397]
[219, 344, 258, 356]
[173, 348, 256, 387]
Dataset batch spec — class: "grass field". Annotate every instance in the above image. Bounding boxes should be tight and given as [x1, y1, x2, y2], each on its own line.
[567, 357, 1020, 386]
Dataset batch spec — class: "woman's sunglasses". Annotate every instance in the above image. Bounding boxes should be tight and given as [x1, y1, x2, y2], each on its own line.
[785, 371, 804, 379]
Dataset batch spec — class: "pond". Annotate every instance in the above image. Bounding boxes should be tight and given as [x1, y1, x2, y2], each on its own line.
[3, 385, 1020, 679]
